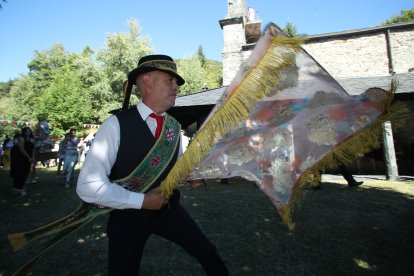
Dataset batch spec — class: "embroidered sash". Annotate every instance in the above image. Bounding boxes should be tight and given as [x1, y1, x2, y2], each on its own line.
[114, 113, 181, 193]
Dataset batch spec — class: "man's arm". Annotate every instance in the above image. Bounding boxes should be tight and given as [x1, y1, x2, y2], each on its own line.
[76, 116, 145, 209]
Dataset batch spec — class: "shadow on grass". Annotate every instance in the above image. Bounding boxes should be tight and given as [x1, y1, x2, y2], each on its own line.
[1, 168, 413, 275]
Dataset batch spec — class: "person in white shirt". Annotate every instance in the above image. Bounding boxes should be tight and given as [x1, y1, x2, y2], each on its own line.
[76, 54, 228, 275]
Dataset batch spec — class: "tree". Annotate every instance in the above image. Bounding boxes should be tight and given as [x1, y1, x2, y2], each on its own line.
[35, 67, 92, 137]
[0, 96, 23, 140]
[74, 46, 117, 122]
[176, 56, 205, 95]
[283, 22, 298, 37]
[382, 8, 414, 25]
[197, 46, 206, 67]
[0, 80, 12, 96]
[27, 43, 69, 96]
[8, 75, 37, 119]
[0, 78, 33, 139]
[203, 60, 222, 89]
[96, 19, 153, 101]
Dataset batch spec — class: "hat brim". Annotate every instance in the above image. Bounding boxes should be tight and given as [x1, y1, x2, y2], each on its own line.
[128, 67, 185, 86]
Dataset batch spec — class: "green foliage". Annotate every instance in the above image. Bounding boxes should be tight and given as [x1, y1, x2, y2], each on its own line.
[28, 43, 69, 96]
[0, 124, 21, 141]
[203, 60, 223, 89]
[0, 18, 223, 136]
[195, 46, 222, 90]
[0, 80, 12, 96]
[96, 19, 153, 97]
[283, 21, 298, 38]
[382, 8, 414, 25]
[197, 45, 206, 67]
[176, 56, 205, 95]
[0, 94, 24, 139]
[8, 75, 37, 118]
[35, 67, 92, 137]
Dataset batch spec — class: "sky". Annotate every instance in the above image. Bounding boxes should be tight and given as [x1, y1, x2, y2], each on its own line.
[0, 0, 413, 82]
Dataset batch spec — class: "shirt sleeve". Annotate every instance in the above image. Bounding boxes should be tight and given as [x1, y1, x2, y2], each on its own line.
[76, 116, 144, 209]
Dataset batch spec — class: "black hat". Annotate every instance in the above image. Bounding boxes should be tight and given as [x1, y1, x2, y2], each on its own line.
[128, 54, 185, 86]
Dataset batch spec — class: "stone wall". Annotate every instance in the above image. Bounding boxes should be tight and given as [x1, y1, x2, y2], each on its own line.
[391, 29, 414, 73]
[222, 23, 414, 84]
[302, 26, 414, 79]
[222, 51, 245, 86]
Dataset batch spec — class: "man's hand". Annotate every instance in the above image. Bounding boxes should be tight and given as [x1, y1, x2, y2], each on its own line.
[142, 187, 169, 210]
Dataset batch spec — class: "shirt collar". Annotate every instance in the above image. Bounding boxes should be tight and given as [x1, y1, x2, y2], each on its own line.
[137, 101, 165, 120]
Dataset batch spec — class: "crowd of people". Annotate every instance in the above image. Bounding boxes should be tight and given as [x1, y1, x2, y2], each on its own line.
[0, 118, 95, 196]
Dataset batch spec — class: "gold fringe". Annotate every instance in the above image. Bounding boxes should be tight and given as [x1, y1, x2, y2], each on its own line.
[279, 80, 409, 229]
[160, 35, 305, 196]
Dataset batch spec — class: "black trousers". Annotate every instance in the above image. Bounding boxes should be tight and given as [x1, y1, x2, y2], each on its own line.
[338, 163, 357, 185]
[107, 190, 228, 276]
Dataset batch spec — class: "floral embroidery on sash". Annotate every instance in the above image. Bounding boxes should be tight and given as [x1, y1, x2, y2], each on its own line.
[114, 114, 180, 193]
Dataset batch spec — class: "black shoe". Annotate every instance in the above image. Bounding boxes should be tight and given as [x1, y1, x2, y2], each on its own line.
[349, 181, 363, 187]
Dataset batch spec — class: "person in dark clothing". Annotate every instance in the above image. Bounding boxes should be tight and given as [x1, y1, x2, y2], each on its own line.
[313, 162, 363, 190]
[10, 127, 35, 196]
[337, 163, 364, 187]
[77, 55, 228, 275]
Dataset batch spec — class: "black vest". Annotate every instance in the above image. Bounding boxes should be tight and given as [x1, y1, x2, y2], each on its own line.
[108, 107, 180, 190]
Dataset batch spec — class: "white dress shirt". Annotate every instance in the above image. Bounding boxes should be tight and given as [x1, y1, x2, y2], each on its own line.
[76, 102, 182, 209]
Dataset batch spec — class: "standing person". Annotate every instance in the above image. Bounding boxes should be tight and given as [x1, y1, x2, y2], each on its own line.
[0, 141, 3, 167]
[56, 134, 67, 176]
[2, 135, 13, 170]
[63, 129, 79, 188]
[337, 163, 363, 187]
[10, 127, 35, 196]
[77, 55, 228, 275]
[35, 116, 51, 141]
[313, 162, 363, 190]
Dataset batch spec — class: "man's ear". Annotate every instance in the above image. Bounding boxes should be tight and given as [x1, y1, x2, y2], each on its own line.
[141, 74, 153, 90]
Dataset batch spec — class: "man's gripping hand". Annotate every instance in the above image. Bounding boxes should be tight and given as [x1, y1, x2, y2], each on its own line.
[142, 187, 169, 210]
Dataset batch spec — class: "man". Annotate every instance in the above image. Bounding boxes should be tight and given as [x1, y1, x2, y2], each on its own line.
[63, 128, 79, 188]
[77, 55, 228, 275]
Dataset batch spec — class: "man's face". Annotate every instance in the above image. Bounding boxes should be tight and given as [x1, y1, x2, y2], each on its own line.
[141, 71, 179, 113]
[70, 130, 76, 137]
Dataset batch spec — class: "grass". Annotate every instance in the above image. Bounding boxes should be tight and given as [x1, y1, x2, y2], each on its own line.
[1, 165, 414, 275]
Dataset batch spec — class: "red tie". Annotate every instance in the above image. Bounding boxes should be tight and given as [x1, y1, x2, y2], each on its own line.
[149, 113, 164, 140]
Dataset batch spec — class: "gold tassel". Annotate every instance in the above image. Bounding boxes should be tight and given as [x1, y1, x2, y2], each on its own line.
[7, 233, 28, 252]
[7, 202, 86, 251]
[10, 213, 100, 275]
[7, 203, 111, 252]
[160, 35, 305, 196]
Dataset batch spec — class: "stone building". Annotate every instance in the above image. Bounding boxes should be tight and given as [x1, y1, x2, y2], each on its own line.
[170, 0, 414, 176]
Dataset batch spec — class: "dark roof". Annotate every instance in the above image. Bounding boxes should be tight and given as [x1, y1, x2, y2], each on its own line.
[305, 22, 414, 42]
[175, 87, 227, 106]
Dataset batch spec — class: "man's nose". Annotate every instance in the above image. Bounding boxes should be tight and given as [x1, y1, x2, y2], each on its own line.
[173, 79, 179, 89]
